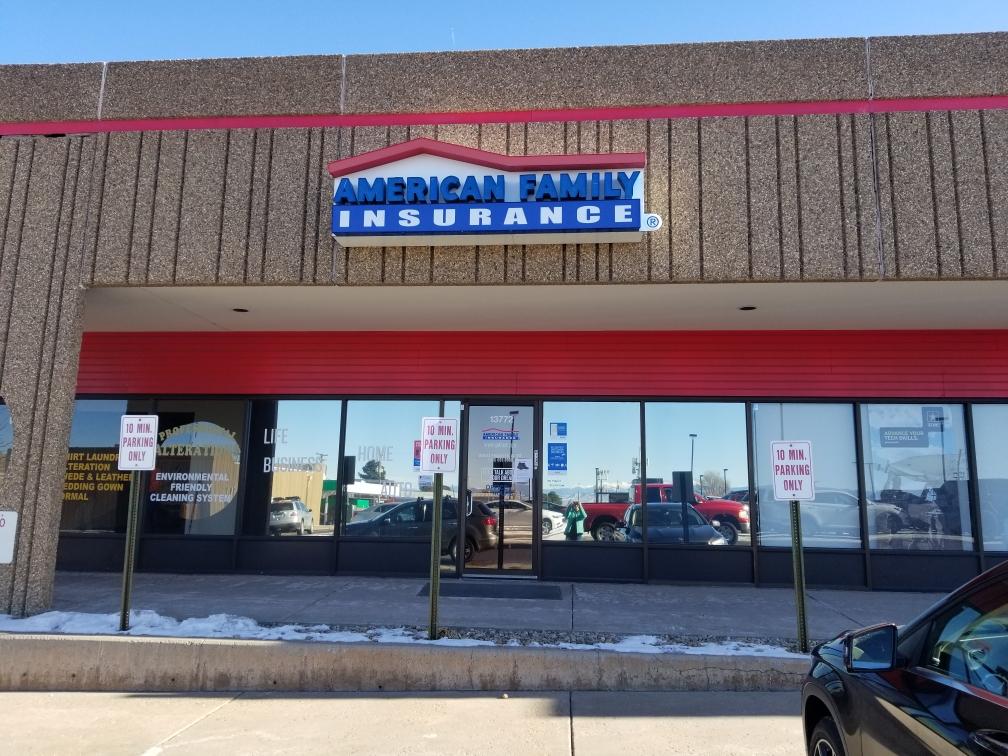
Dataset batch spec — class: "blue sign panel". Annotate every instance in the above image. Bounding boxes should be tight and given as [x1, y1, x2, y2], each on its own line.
[550, 422, 567, 438]
[332, 200, 641, 237]
[547, 443, 568, 472]
[880, 427, 929, 448]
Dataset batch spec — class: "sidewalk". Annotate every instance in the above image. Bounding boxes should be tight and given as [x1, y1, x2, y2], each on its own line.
[0, 690, 804, 756]
[52, 571, 944, 642]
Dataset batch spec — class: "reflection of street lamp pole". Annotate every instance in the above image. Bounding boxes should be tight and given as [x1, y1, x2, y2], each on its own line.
[594, 467, 609, 503]
[689, 433, 698, 478]
[936, 415, 947, 483]
[699, 474, 704, 496]
[508, 410, 519, 461]
[723, 467, 728, 496]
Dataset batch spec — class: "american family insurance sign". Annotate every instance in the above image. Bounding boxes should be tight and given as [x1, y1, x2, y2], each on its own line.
[327, 138, 663, 246]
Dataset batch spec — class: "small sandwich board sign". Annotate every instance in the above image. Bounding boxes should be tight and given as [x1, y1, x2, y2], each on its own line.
[771, 440, 815, 501]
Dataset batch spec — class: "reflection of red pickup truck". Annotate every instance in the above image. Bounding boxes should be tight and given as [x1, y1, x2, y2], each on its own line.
[634, 483, 749, 544]
[580, 501, 634, 541]
[581, 483, 750, 544]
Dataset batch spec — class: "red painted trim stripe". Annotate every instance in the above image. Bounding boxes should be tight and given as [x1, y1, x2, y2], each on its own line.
[6, 95, 1008, 137]
[77, 329, 1008, 399]
[326, 137, 645, 176]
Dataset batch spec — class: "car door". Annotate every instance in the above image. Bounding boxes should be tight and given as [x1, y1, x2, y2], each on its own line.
[856, 575, 1008, 755]
[380, 501, 422, 538]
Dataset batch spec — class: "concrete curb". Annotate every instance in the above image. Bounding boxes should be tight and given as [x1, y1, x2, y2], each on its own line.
[0, 633, 807, 692]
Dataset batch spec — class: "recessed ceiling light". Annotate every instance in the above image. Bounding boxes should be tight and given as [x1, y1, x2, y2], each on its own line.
[738, 305, 757, 311]
[232, 308, 249, 313]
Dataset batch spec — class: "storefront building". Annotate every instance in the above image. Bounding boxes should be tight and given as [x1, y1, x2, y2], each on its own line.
[2, 33, 1008, 615]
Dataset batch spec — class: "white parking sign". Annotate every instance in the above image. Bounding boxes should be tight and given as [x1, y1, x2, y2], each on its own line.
[0, 511, 16, 564]
[419, 417, 458, 473]
[118, 415, 159, 471]
[772, 440, 815, 501]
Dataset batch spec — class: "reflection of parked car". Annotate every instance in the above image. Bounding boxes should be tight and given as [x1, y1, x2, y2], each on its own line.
[350, 502, 397, 522]
[615, 503, 727, 545]
[343, 497, 498, 563]
[756, 487, 906, 540]
[630, 483, 750, 545]
[802, 560, 1008, 755]
[476, 498, 566, 538]
[269, 496, 314, 535]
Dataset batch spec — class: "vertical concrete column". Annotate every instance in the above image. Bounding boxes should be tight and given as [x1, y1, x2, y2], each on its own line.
[0, 135, 92, 616]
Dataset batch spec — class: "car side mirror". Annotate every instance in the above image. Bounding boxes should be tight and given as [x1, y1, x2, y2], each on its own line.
[845, 623, 898, 672]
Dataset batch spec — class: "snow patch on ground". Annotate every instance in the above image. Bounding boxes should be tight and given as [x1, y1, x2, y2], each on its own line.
[0, 611, 805, 658]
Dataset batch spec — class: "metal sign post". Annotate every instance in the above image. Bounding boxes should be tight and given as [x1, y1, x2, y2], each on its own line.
[427, 471, 443, 639]
[789, 499, 809, 653]
[771, 440, 814, 654]
[117, 414, 158, 632]
[119, 470, 142, 631]
[420, 412, 456, 640]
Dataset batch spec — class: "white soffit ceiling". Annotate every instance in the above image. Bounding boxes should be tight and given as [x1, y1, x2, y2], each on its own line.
[82, 280, 1008, 332]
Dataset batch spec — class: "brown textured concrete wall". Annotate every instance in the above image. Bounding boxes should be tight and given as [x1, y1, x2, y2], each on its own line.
[4, 34, 1008, 129]
[57, 106, 1008, 287]
[343, 38, 866, 114]
[870, 33, 1008, 99]
[0, 64, 103, 122]
[0, 134, 91, 616]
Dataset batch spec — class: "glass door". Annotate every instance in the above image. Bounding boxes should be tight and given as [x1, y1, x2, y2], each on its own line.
[463, 403, 538, 574]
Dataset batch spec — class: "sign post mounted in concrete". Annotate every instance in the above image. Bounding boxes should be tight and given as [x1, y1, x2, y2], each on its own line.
[772, 440, 815, 653]
[420, 411, 457, 639]
[118, 414, 158, 632]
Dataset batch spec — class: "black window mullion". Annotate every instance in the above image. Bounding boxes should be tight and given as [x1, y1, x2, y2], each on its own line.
[745, 401, 759, 586]
[332, 398, 348, 575]
[640, 400, 648, 582]
[853, 402, 872, 590]
[964, 403, 985, 573]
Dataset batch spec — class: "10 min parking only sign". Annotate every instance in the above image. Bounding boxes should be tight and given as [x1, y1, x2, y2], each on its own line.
[772, 440, 815, 501]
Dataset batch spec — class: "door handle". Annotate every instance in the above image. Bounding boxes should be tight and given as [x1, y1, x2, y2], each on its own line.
[971, 730, 1008, 756]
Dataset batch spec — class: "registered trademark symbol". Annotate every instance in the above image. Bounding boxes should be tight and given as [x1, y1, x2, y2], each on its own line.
[646, 215, 660, 228]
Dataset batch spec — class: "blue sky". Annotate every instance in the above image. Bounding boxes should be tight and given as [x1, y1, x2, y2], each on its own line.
[1, 0, 1007, 64]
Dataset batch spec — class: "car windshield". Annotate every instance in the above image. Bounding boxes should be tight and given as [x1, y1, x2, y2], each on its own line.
[270, 501, 295, 513]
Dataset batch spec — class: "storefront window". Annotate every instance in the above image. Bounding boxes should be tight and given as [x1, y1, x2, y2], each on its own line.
[0, 399, 11, 489]
[753, 403, 861, 549]
[60, 399, 151, 532]
[861, 403, 973, 551]
[341, 401, 461, 548]
[972, 404, 1008, 552]
[144, 400, 246, 536]
[542, 402, 640, 544]
[645, 403, 749, 546]
[244, 400, 342, 537]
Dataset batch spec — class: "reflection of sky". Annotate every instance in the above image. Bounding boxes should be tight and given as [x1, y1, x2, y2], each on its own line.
[274, 401, 344, 478]
[974, 405, 1008, 479]
[861, 403, 967, 495]
[344, 400, 461, 488]
[543, 402, 639, 489]
[467, 405, 534, 489]
[753, 403, 858, 492]
[646, 403, 748, 490]
[68, 399, 130, 447]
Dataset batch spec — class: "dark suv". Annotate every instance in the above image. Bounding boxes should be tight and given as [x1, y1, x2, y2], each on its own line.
[343, 496, 498, 563]
[802, 560, 1008, 754]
